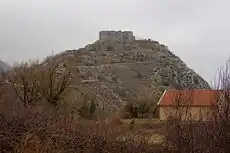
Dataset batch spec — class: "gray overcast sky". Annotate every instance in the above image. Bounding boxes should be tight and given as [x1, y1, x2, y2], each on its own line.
[0, 0, 229, 83]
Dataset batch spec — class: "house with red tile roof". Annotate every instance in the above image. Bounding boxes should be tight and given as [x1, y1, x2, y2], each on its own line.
[157, 89, 223, 120]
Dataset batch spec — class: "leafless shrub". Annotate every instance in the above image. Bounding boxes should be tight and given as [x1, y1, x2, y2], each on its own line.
[39, 58, 72, 107]
[206, 58, 230, 153]
[5, 61, 41, 107]
[0, 102, 168, 153]
[165, 58, 230, 153]
[164, 90, 203, 152]
[4, 57, 73, 109]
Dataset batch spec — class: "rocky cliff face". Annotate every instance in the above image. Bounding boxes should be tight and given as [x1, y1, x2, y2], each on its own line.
[51, 39, 210, 110]
[0, 60, 10, 74]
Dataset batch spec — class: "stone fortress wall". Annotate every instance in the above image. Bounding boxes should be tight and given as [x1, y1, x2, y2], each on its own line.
[99, 30, 135, 42]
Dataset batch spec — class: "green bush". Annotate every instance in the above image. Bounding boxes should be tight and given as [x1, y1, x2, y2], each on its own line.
[123, 101, 151, 119]
[105, 45, 114, 51]
[78, 100, 98, 119]
[122, 93, 162, 119]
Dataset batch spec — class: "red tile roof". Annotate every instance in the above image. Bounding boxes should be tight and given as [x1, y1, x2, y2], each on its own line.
[157, 89, 223, 106]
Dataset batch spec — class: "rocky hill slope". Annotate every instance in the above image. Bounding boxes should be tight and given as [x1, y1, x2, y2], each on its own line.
[0, 60, 10, 74]
[50, 39, 210, 111]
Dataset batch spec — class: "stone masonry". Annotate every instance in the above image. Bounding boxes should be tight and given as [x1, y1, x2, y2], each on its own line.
[99, 30, 135, 42]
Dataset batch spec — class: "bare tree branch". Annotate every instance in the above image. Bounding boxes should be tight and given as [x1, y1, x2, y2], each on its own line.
[5, 62, 40, 107]
[40, 58, 72, 106]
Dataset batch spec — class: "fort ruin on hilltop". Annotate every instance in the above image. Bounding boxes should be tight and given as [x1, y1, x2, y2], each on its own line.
[99, 30, 135, 42]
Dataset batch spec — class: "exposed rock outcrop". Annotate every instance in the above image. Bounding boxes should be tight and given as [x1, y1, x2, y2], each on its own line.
[49, 39, 210, 111]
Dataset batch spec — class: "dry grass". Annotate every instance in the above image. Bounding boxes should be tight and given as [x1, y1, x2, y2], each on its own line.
[120, 119, 166, 145]
[0, 109, 171, 153]
[122, 118, 161, 125]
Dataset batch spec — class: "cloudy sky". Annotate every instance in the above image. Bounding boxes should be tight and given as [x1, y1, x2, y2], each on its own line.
[0, 0, 229, 83]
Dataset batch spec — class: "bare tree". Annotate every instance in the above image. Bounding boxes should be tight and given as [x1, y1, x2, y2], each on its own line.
[164, 58, 230, 153]
[5, 61, 41, 107]
[164, 90, 208, 153]
[39, 58, 72, 106]
[207, 58, 230, 153]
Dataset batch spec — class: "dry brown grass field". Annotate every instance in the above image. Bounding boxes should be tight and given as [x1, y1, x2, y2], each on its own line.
[120, 119, 165, 145]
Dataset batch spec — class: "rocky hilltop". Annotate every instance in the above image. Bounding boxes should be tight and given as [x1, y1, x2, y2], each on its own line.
[50, 39, 210, 111]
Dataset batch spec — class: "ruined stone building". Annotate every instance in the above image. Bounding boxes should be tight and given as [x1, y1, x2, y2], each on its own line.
[99, 30, 135, 42]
